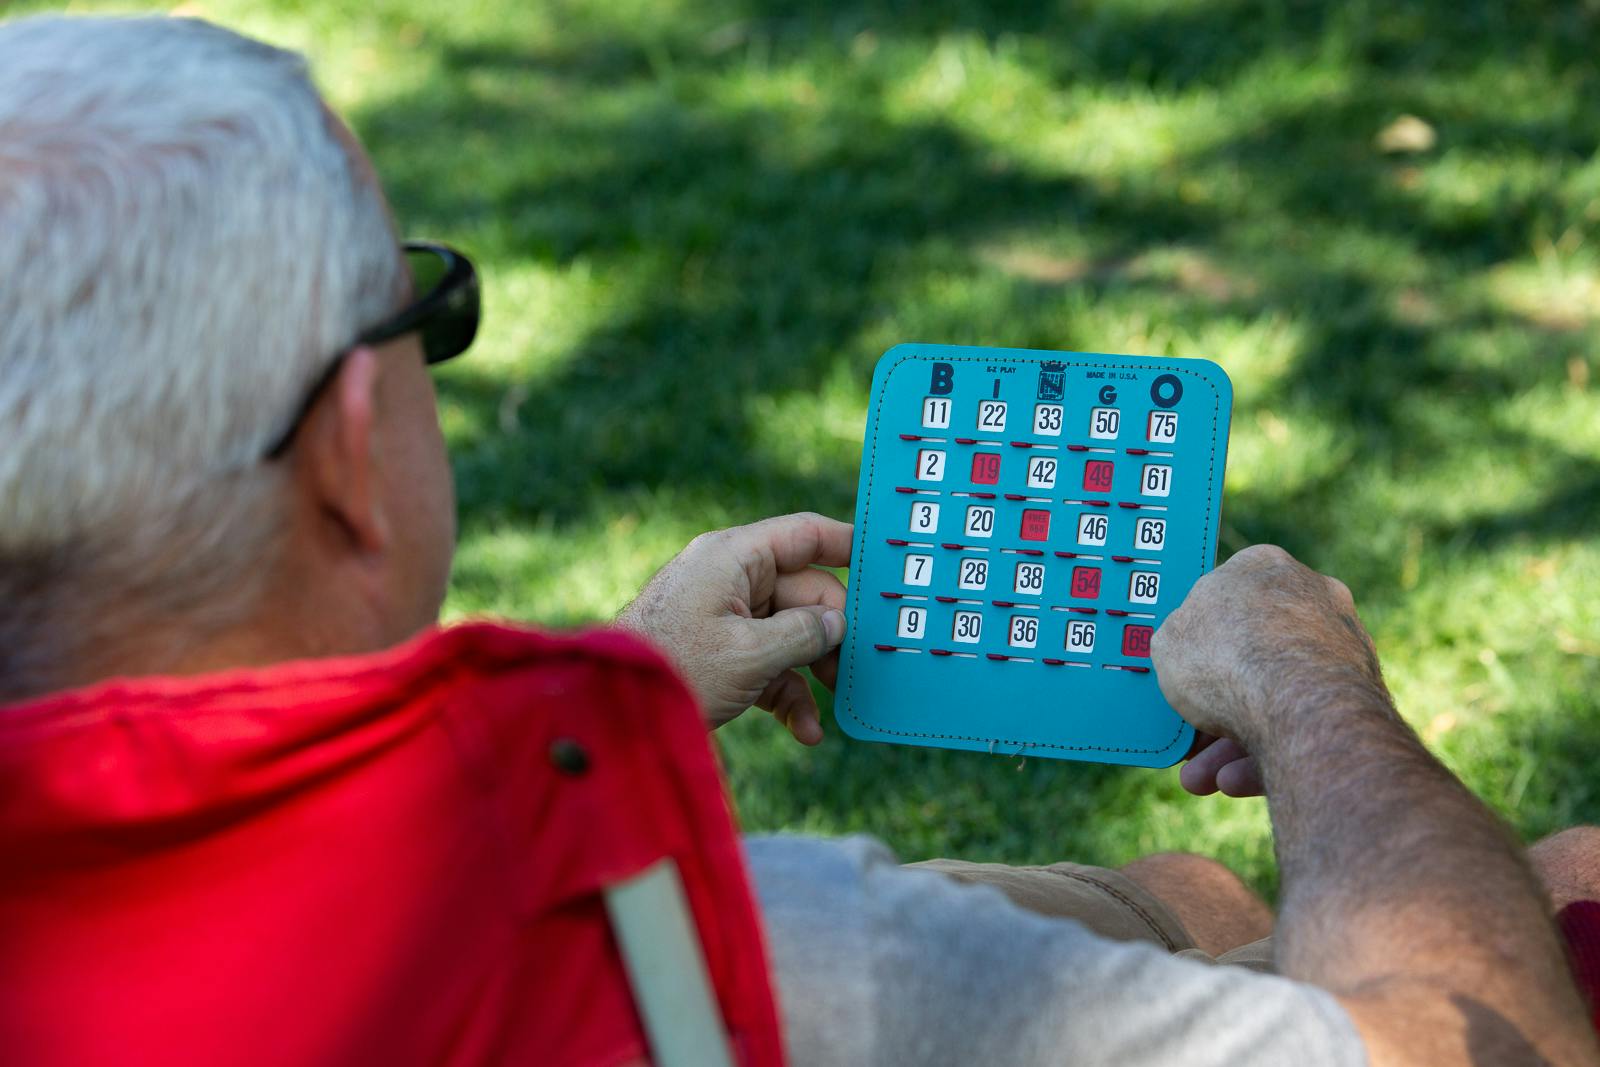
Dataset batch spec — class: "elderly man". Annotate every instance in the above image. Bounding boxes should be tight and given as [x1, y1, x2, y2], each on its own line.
[0, 14, 1596, 1067]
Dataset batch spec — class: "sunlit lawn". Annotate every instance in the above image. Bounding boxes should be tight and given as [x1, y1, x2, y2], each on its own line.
[18, 0, 1600, 894]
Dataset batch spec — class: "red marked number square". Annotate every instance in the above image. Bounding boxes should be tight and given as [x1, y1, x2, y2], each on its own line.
[970, 452, 1002, 485]
[1070, 565, 1101, 600]
[1019, 509, 1050, 541]
[1082, 460, 1114, 494]
[1122, 624, 1154, 657]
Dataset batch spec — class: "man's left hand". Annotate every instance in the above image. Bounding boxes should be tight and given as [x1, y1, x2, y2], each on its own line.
[616, 513, 851, 745]
[1181, 734, 1264, 797]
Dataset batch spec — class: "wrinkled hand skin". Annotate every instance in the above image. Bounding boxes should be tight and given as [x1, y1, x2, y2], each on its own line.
[1153, 545, 1389, 792]
[616, 513, 851, 745]
[1158, 546, 1600, 1067]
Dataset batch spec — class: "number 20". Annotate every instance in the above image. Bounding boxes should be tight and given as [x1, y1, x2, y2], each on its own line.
[964, 506, 995, 538]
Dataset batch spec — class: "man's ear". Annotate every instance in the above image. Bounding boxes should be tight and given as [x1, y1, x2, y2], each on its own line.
[295, 346, 389, 557]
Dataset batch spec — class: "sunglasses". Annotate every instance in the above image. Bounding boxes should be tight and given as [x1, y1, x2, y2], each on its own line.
[263, 240, 480, 460]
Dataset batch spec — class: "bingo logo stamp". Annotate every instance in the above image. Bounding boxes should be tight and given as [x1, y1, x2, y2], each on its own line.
[836, 343, 1234, 768]
[1037, 360, 1065, 402]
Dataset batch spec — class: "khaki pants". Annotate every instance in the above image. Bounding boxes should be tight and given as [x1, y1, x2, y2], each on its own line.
[910, 858, 1276, 972]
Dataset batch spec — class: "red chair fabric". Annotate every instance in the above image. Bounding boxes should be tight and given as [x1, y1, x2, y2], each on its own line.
[0, 622, 784, 1067]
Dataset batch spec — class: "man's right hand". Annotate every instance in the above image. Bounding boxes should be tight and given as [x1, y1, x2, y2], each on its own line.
[1156, 544, 1600, 1066]
[1153, 545, 1387, 796]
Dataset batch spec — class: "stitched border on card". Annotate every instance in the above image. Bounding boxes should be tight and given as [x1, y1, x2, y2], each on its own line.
[840, 347, 1222, 757]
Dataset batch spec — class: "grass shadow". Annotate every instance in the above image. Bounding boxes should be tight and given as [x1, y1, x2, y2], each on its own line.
[342, 0, 1599, 884]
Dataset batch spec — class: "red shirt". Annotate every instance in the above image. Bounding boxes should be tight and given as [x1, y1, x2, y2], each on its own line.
[0, 623, 783, 1067]
[1559, 901, 1600, 1032]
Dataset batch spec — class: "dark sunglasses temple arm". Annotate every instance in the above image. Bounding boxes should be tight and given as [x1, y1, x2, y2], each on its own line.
[261, 241, 479, 460]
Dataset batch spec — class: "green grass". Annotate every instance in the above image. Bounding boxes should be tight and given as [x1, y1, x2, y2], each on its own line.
[14, 0, 1600, 896]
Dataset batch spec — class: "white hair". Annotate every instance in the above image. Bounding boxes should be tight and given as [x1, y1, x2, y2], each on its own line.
[0, 15, 406, 687]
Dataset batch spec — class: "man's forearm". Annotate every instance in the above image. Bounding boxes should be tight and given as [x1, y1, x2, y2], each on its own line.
[1259, 679, 1596, 1064]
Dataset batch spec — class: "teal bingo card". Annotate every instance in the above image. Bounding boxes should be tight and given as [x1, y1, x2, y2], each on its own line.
[835, 344, 1234, 768]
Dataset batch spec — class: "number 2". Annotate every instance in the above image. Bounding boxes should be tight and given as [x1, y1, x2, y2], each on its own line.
[917, 449, 947, 482]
